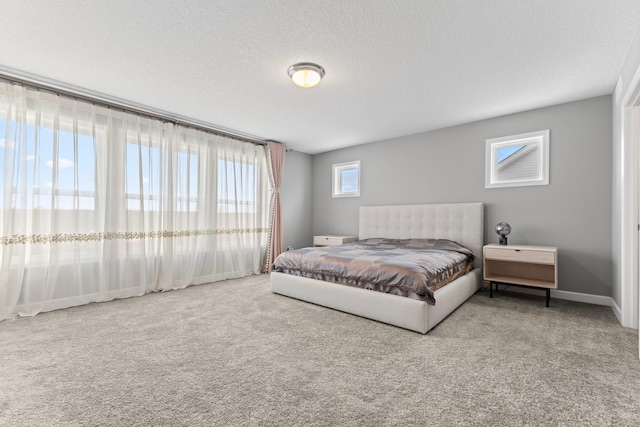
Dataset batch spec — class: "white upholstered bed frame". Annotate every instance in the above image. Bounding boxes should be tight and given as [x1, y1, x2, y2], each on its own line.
[270, 202, 484, 334]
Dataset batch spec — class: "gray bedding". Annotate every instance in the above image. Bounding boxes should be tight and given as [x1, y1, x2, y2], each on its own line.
[271, 238, 474, 304]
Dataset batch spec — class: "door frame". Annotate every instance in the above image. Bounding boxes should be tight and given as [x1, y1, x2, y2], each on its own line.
[621, 65, 640, 347]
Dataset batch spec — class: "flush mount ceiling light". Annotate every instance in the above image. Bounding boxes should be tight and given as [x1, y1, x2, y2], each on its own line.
[287, 62, 325, 88]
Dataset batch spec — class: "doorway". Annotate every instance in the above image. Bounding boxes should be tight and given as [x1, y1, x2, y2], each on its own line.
[628, 85, 640, 357]
[620, 66, 640, 358]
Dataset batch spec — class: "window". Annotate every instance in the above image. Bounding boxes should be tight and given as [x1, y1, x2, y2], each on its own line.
[485, 130, 549, 188]
[0, 120, 96, 210]
[332, 160, 360, 198]
[217, 158, 259, 213]
[0, 81, 270, 321]
[125, 143, 199, 212]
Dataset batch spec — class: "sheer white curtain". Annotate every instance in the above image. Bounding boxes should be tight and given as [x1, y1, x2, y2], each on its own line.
[0, 82, 269, 320]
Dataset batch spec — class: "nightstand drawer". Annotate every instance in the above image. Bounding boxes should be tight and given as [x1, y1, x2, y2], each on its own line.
[313, 235, 357, 246]
[484, 247, 555, 265]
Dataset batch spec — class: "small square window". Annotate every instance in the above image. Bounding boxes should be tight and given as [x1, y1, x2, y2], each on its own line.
[332, 161, 360, 198]
[485, 130, 549, 188]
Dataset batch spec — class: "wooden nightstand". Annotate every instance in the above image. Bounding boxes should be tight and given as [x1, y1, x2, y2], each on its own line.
[483, 244, 558, 307]
[313, 235, 358, 247]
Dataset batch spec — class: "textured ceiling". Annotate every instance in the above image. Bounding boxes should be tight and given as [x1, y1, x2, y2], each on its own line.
[1, 0, 640, 154]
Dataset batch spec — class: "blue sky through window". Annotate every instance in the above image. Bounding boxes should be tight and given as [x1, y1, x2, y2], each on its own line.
[2, 118, 256, 213]
[340, 168, 358, 193]
[497, 145, 525, 163]
[0, 119, 96, 209]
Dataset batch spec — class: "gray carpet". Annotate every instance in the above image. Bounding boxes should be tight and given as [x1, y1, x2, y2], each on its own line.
[0, 274, 638, 426]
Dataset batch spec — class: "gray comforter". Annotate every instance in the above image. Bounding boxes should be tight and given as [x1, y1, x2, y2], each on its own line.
[271, 238, 474, 304]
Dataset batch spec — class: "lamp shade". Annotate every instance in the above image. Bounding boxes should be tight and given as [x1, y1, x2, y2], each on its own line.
[495, 222, 511, 236]
[287, 63, 325, 88]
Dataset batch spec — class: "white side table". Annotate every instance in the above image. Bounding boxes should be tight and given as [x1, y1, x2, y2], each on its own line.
[313, 235, 358, 247]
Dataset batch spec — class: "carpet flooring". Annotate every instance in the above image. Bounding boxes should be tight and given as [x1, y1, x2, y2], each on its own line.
[0, 274, 638, 426]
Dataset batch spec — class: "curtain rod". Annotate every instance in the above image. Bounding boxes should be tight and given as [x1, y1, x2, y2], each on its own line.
[0, 66, 268, 146]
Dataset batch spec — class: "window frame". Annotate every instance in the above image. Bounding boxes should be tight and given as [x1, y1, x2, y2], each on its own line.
[124, 141, 201, 213]
[215, 154, 264, 214]
[0, 117, 100, 211]
[485, 130, 550, 189]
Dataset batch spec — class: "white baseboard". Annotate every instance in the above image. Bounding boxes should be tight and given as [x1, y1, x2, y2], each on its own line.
[549, 289, 612, 307]
[492, 283, 614, 307]
[489, 283, 632, 328]
[610, 298, 623, 324]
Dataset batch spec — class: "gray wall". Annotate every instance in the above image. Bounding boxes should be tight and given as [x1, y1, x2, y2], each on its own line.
[280, 150, 314, 250]
[311, 95, 613, 296]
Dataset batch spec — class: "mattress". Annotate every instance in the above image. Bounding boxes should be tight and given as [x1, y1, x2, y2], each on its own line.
[271, 238, 474, 304]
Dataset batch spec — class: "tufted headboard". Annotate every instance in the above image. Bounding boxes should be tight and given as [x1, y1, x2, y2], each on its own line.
[359, 202, 484, 268]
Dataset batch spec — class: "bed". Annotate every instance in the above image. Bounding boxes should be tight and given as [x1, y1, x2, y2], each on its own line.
[270, 202, 484, 333]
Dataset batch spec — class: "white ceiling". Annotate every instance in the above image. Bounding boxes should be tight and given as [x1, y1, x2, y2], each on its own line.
[1, 0, 640, 154]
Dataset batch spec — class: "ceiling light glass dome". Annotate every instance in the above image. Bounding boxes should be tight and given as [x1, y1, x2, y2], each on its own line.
[287, 62, 325, 88]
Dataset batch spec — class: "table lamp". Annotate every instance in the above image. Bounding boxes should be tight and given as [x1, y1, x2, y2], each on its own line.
[495, 222, 511, 245]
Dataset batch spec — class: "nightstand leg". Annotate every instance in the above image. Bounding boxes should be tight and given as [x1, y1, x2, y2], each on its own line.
[546, 289, 550, 307]
[490, 281, 493, 298]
